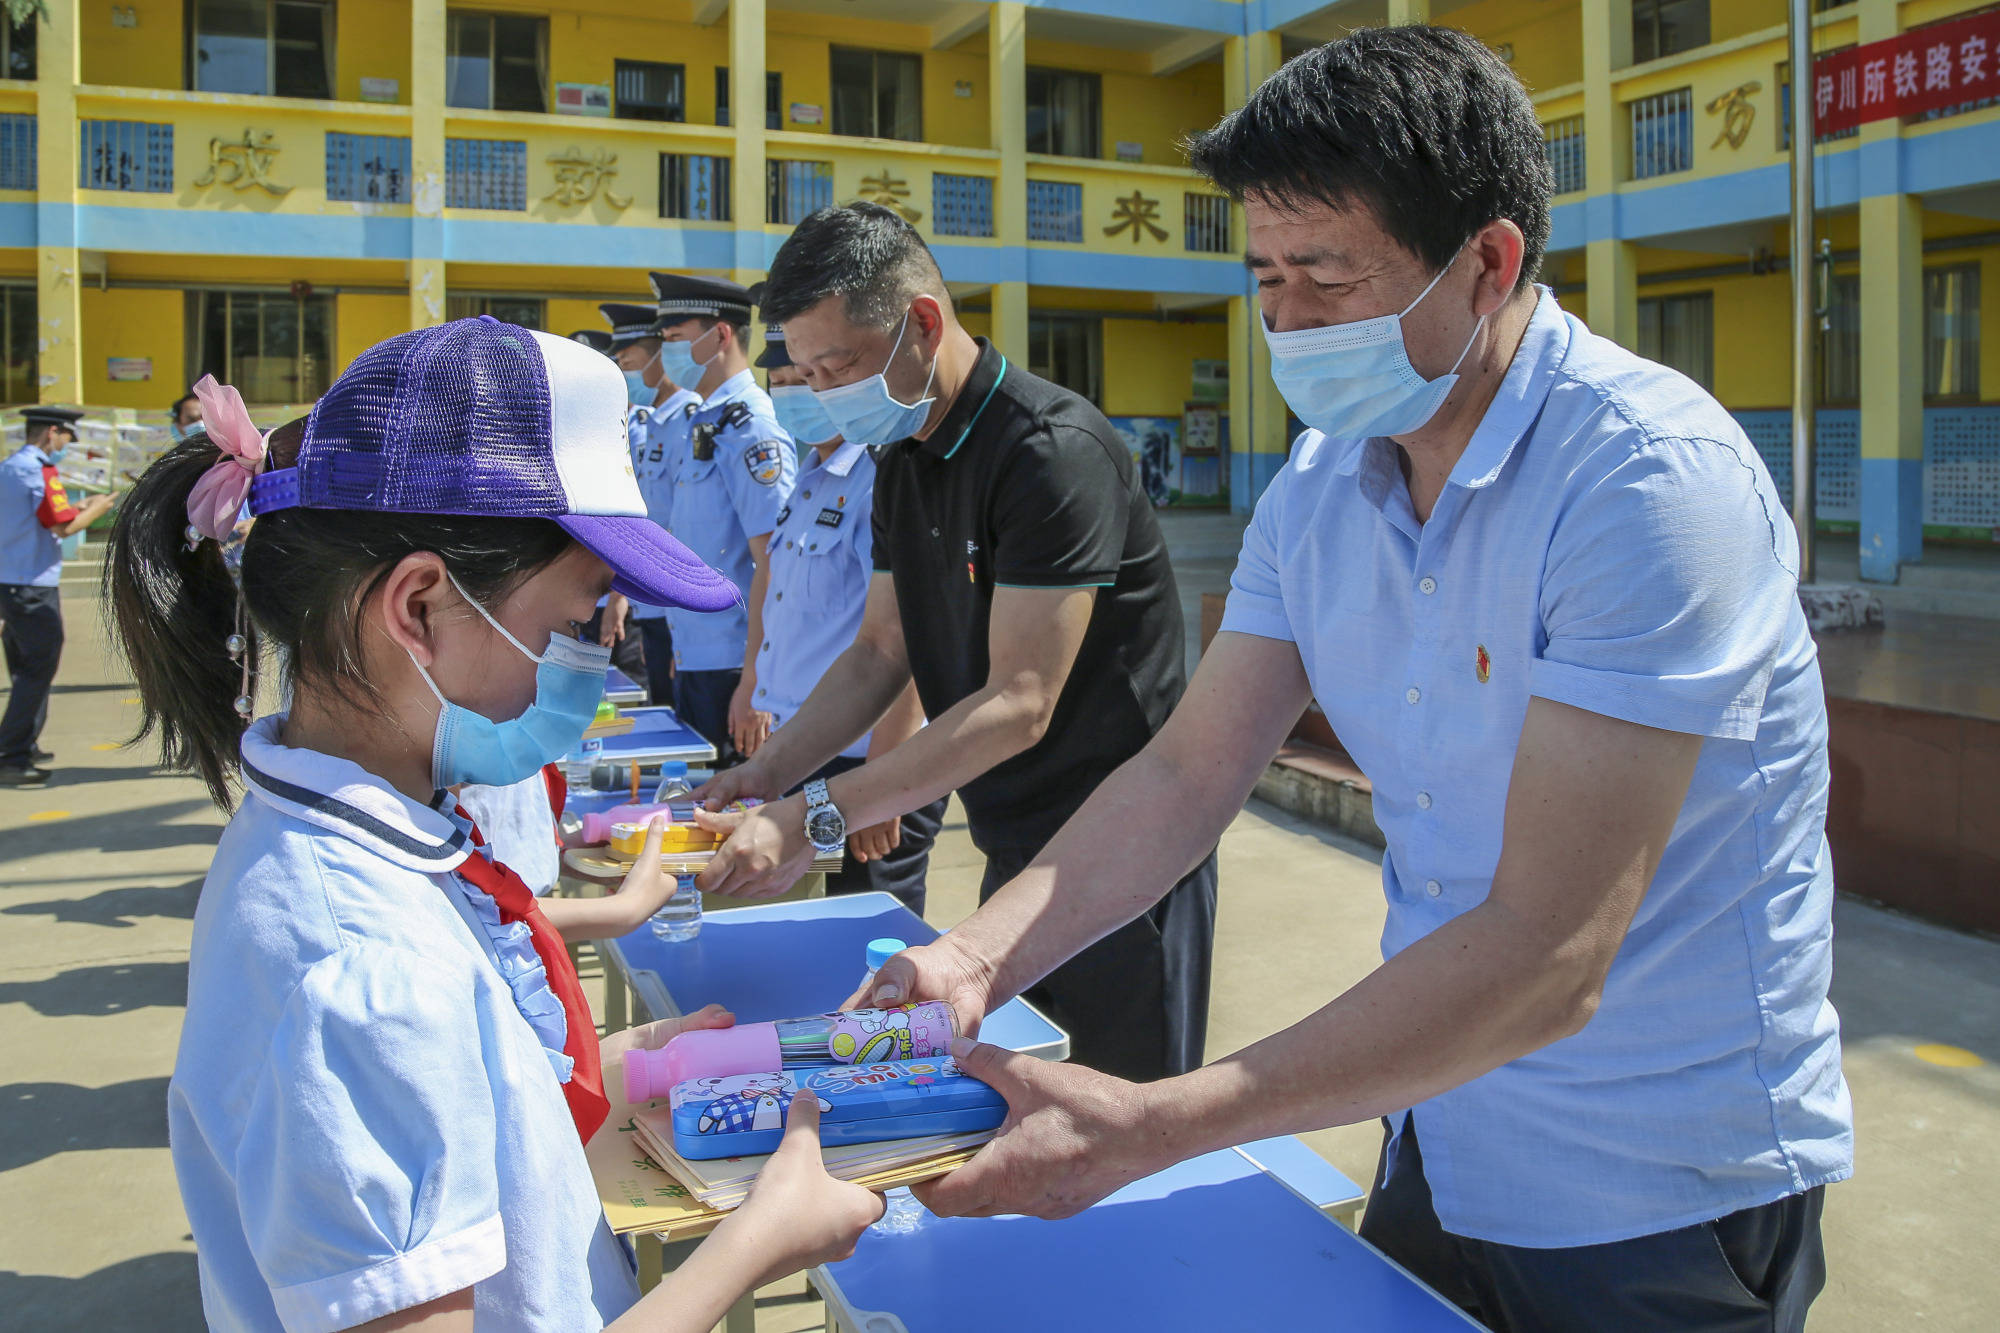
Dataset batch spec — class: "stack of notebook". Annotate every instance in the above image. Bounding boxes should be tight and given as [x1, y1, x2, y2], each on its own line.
[587, 1081, 995, 1241]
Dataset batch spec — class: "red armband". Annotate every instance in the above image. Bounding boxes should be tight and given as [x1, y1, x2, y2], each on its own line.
[36, 465, 80, 529]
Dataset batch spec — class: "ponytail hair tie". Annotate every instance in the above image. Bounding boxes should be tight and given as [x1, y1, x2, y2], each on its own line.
[183, 375, 268, 542]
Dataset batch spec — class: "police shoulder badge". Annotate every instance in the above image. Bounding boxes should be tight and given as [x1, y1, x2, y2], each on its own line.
[744, 440, 785, 487]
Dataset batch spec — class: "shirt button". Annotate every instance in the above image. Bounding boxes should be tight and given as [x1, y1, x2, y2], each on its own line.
[1425, 879, 1443, 898]
[775, 592, 783, 601]
[1406, 686, 1421, 704]
[931, 527, 941, 538]
[1419, 576, 1438, 595]
[1416, 791, 1432, 810]
[803, 490, 812, 499]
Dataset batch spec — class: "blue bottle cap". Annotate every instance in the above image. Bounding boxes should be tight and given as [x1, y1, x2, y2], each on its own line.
[865, 937, 907, 971]
[661, 760, 688, 777]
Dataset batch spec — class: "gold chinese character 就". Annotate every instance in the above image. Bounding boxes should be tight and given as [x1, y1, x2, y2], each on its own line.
[194, 129, 291, 196]
[1104, 190, 1168, 244]
[856, 171, 922, 224]
[1705, 81, 1761, 151]
[544, 146, 633, 209]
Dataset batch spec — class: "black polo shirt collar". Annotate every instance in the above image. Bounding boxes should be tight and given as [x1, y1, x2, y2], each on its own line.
[915, 337, 1007, 460]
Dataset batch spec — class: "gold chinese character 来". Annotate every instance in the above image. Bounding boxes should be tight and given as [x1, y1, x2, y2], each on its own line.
[1104, 190, 1168, 244]
[544, 146, 633, 209]
[856, 171, 922, 224]
[1705, 81, 1761, 151]
[194, 129, 291, 196]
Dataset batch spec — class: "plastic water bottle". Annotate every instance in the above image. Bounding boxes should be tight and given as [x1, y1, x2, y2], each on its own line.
[647, 764, 701, 941]
[651, 872, 702, 941]
[861, 936, 907, 995]
[872, 1186, 929, 1235]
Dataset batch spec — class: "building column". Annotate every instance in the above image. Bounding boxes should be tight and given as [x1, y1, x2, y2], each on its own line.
[1387, 0, 1431, 23]
[35, 0, 82, 403]
[988, 1, 1028, 364]
[730, 0, 769, 358]
[1856, 0, 1921, 581]
[1225, 30, 1286, 512]
[1581, 0, 1637, 347]
[409, 0, 447, 329]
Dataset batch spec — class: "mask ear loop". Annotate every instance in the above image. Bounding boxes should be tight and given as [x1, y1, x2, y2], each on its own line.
[884, 307, 939, 409]
[444, 568, 544, 662]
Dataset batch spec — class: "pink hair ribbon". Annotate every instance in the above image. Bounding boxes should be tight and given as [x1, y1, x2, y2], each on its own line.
[183, 375, 268, 541]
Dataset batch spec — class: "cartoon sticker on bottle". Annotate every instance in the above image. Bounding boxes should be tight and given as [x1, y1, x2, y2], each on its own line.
[825, 1002, 956, 1064]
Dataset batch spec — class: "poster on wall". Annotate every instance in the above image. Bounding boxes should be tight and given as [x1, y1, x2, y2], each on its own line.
[1108, 413, 1230, 508]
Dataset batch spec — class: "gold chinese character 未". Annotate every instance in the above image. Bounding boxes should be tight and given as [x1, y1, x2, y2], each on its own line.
[194, 129, 291, 196]
[544, 146, 633, 209]
[1103, 190, 1168, 244]
[856, 171, 922, 224]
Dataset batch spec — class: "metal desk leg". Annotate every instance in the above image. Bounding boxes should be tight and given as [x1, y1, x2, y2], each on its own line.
[601, 942, 629, 1032]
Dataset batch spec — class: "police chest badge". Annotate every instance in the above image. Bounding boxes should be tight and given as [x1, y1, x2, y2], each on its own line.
[744, 440, 785, 487]
[815, 507, 844, 528]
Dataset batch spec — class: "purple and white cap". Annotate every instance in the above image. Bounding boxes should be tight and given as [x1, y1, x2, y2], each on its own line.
[249, 316, 736, 612]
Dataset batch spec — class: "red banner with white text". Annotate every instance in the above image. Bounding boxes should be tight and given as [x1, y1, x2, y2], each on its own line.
[1811, 9, 2000, 136]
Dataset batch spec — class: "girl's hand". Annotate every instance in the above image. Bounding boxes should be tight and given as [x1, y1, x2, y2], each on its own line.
[724, 1096, 885, 1283]
[600, 1002, 735, 1067]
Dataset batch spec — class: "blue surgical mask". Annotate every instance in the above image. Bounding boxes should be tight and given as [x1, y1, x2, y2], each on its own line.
[812, 310, 937, 446]
[1262, 247, 1484, 441]
[624, 369, 654, 406]
[770, 384, 840, 446]
[408, 572, 612, 789]
[658, 324, 720, 392]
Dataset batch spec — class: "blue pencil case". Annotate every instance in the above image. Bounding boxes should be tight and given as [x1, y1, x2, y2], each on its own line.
[668, 1058, 1006, 1160]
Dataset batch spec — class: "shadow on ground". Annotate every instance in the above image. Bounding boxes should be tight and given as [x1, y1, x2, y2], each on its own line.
[0, 1253, 203, 1331]
[0, 1077, 170, 1172]
[0, 799, 218, 863]
[0, 960, 188, 1017]
[1, 878, 201, 929]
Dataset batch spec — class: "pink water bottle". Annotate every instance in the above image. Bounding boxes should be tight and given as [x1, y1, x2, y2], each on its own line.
[624, 1002, 960, 1102]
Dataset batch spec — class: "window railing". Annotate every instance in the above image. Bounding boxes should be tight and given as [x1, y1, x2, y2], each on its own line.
[326, 132, 411, 204]
[0, 113, 33, 191]
[1542, 115, 1586, 195]
[661, 153, 731, 221]
[933, 173, 994, 238]
[445, 138, 527, 211]
[766, 159, 832, 225]
[1184, 193, 1232, 253]
[1629, 88, 1692, 179]
[1026, 179, 1082, 243]
[81, 119, 173, 192]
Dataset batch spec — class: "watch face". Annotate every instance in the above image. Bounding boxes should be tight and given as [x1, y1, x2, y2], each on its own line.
[807, 808, 844, 846]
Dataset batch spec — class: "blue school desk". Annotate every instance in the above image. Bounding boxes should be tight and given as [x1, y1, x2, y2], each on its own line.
[564, 704, 715, 770]
[602, 891, 1069, 1062]
[604, 665, 647, 705]
[811, 1143, 1472, 1333]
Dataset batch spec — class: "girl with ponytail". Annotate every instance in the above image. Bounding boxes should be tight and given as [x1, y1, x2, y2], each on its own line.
[107, 320, 882, 1333]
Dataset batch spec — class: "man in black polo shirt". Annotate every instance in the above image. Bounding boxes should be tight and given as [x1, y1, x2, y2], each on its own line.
[694, 203, 1216, 1081]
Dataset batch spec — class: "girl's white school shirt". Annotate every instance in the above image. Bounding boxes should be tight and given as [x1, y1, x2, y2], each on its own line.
[169, 715, 641, 1332]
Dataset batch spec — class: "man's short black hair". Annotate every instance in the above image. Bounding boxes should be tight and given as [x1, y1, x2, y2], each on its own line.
[761, 203, 947, 330]
[1186, 25, 1553, 288]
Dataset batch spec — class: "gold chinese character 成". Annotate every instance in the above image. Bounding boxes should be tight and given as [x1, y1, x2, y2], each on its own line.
[194, 129, 291, 196]
[544, 146, 633, 209]
[856, 172, 922, 224]
[1104, 190, 1168, 244]
[1705, 81, 1761, 151]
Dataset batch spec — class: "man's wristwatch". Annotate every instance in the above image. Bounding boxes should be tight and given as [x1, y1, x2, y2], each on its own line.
[802, 778, 847, 854]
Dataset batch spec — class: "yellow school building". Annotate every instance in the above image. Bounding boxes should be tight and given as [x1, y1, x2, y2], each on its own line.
[8, 0, 1999, 572]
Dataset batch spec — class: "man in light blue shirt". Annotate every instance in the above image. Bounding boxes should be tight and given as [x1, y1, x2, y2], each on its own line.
[858, 27, 1849, 1331]
[598, 302, 698, 704]
[750, 325, 943, 914]
[646, 273, 796, 760]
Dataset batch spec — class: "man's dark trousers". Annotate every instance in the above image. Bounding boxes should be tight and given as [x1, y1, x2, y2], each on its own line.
[977, 838, 1216, 1083]
[0, 584, 61, 766]
[1359, 1118, 1827, 1332]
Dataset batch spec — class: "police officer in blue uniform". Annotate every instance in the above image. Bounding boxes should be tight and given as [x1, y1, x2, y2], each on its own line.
[645, 273, 796, 760]
[752, 324, 945, 914]
[599, 301, 701, 704]
[2, 407, 117, 787]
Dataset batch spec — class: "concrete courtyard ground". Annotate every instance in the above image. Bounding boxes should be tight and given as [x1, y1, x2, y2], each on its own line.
[1, 536, 1995, 1330]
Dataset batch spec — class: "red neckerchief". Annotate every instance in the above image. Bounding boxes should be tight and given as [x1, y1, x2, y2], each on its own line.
[453, 767, 606, 1143]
